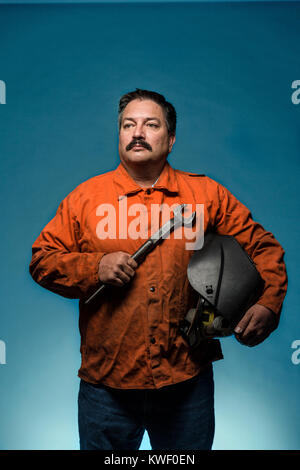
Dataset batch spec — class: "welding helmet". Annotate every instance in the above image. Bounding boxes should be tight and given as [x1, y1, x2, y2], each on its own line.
[180, 233, 264, 349]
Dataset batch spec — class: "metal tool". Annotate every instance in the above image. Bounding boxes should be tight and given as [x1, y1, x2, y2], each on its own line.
[84, 204, 196, 305]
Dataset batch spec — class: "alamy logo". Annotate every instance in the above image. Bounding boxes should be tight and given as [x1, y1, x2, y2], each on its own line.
[291, 80, 300, 105]
[291, 340, 300, 365]
[0, 80, 6, 104]
[0, 340, 6, 365]
[95, 200, 204, 250]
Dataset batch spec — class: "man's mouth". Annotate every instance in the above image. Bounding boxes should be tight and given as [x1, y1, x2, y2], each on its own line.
[126, 140, 152, 151]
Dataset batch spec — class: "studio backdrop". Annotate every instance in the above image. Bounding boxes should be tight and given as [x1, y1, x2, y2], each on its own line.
[0, 0, 299, 450]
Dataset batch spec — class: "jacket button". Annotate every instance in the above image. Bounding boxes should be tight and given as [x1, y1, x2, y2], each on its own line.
[150, 286, 155, 292]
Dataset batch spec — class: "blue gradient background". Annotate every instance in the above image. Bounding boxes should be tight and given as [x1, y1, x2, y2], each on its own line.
[0, 1, 299, 450]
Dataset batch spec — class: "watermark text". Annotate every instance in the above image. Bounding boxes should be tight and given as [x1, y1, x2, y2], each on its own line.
[291, 80, 300, 105]
[0, 340, 6, 365]
[0, 80, 6, 104]
[291, 340, 300, 365]
[104, 452, 195, 466]
[96, 200, 204, 250]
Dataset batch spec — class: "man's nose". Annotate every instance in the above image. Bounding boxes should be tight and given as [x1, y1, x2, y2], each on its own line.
[133, 123, 146, 139]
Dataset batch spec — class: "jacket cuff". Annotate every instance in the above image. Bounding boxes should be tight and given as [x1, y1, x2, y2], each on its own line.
[90, 252, 107, 290]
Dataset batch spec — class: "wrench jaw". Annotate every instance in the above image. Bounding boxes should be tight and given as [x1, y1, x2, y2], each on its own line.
[150, 204, 196, 242]
[174, 204, 196, 226]
[173, 205, 196, 235]
[182, 210, 196, 228]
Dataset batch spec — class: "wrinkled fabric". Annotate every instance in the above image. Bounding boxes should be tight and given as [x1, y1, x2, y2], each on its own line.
[29, 162, 287, 389]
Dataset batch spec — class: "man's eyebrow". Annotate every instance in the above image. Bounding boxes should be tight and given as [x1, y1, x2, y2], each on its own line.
[123, 117, 161, 123]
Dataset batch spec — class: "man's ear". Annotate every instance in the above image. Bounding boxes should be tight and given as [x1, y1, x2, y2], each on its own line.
[168, 134, 176, 153]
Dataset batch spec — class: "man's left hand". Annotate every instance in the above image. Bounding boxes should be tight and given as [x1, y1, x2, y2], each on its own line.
[234, 304, 278, 347]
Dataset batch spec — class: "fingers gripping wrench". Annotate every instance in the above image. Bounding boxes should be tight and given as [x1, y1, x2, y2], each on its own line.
[85, 204, 196, 305]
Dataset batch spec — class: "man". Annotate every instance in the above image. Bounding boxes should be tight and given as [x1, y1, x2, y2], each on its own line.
[29, 89, 287, 450]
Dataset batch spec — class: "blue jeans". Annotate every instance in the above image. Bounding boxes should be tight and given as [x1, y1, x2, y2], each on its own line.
[78, 365, 215, 450]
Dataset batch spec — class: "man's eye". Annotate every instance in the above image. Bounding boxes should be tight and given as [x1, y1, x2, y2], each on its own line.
[123, 124, 132, 128]
[148, 123, 158, 128]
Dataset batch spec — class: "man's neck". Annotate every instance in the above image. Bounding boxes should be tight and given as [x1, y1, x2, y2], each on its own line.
[121, 160, 167, 188]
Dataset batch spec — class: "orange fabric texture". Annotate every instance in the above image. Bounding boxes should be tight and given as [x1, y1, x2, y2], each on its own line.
[29, 162, 287, 389]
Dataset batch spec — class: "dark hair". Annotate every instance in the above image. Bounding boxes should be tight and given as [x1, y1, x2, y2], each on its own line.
[118, 88, 177, 136]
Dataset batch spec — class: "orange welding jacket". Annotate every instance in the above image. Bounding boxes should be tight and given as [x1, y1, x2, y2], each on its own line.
[29, 162, 287, 389]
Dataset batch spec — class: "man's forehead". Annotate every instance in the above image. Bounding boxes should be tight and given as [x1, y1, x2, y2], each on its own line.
[122, 99, 164, 118]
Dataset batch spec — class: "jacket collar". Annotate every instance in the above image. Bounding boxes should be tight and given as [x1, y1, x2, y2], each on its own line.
[113, 160, 179, 197]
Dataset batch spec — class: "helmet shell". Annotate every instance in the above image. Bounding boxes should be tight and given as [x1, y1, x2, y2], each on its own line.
[187, 233, 264, 328]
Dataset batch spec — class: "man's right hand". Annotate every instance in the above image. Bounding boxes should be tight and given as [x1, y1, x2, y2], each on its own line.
[98, 251, 138, 287]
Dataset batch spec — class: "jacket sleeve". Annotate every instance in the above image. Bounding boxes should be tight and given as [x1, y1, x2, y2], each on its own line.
[29, 193, 106, 299]
[214, 183, 287, 316]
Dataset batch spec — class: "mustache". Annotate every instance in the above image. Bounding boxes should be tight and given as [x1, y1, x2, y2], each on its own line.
[126, 139, 152, 151]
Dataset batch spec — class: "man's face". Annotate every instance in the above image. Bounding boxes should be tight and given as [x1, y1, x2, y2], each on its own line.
[118, 99, 175, 168]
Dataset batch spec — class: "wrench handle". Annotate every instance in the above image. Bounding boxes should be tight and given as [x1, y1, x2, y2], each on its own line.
[84, 239, 155, 305]
[131, 239, 154, 263]
[84, 282, 106, 305]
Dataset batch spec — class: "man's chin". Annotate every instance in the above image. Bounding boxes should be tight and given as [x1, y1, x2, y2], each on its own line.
[119, 150, 168, 168]
[124, 152, 154, 164]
